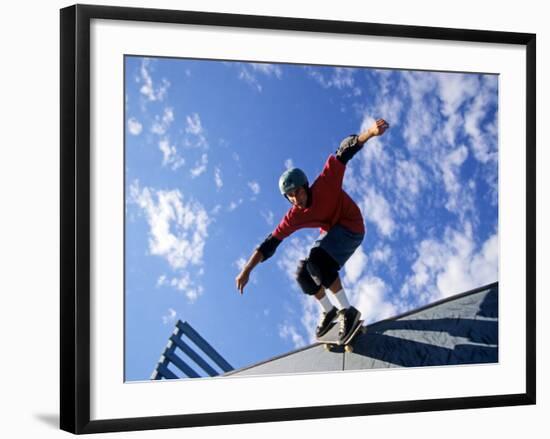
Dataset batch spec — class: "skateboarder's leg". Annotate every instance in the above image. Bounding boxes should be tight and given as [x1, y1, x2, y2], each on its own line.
[306, 247, 351, 309]
[296, 259, 331, 309]
[324, 274, 360, 340]
[310, 225, 364, 341]
[314, 287, 334, 314]
[308, 242, 360, 340]
[326, 276, 352, 310]
[306, 247, 339, 290]
[295, 258, 338, 337]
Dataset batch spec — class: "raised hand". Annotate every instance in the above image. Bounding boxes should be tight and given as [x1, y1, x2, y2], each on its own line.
[368, 118, 389, 137]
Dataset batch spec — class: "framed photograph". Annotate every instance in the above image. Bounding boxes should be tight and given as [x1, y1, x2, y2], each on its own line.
[60, 4, 536, 434]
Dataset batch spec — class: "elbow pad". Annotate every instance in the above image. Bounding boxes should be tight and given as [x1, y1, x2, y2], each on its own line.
[335, 134, 361, 165]
[256, 233, 282, 262]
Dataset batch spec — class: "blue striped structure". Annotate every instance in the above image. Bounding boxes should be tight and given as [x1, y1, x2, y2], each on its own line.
[151, 320, 234, 380]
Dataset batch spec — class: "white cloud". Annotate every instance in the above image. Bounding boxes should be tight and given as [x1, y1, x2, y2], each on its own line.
[128, 117, 142, 135]
[214, 167, 223, 189]
[394, 159, 427, 215]
[371, 244, 392, 265]
[151, 107, 174, 135]
[347, 275, 397, 324]
[250, 63, 283, 79]
[340, 245, 397, 324]
[276, 233, 317, 284]
[210, 204, 222, 216]
[375, 95, 403, 128]
[227, 199, 244, 212]
[128, 180, 210, 301]
[261, 210, 275, 226]
[235, 257, 247, 271]
[358, 70, 496, 231]
[185, 113, 203, 136]
[162, 308, 177, 325]
[239, 67, 262, 92]
[156, 274, 167, 288]
[400, 72, 442, 152]
[278, 323, 306, 349]
[166, 274, 204, 302]
[358, 187, 395, 237]
[248, 181, 261, 195]
[398, 71, 496, 167]
[395, 159, 426, 196]
[284, 158, 294, 170]
[299, 295, 322, 344]
[190, 153, 208, 178]
[436, 73, 479, 116]
[344, 245, 368, 285]
[404, 113, 438, 153]
[236, 63, 284, 92]
[307, 69, 330, 88]
[307, 67, 356, 90]
[440, 145, 475, 215]
[442, 113, 462, 146]
[147, 107, 184, 171]
[139, 58, 170, 102]
[158, 138, 185, 170]
[400, 223, 498, 310]
[331, 67, 355, 89]
[403, 70, 436, 102]
[372, 69, 394, 96]
[184, 113, 208, 149]
[464, 76, 498, 164]
[441, 145, 468, 194]
[129, 182, 209, 268]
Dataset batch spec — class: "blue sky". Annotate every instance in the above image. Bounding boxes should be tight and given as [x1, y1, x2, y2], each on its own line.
[124, 56, 498, 381]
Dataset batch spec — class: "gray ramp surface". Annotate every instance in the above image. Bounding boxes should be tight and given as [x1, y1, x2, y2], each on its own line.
[226, 283, 498, 377]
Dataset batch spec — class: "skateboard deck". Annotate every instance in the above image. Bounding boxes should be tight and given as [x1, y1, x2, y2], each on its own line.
[316, 319, 366, 353]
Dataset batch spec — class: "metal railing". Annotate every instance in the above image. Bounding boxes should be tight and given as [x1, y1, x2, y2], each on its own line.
[151, 320, 234, 379]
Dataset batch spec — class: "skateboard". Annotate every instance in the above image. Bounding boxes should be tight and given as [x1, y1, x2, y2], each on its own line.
[316, 319, 366, 353]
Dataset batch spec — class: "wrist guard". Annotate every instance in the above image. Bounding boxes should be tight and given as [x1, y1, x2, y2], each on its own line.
[335, 134, 361, 165]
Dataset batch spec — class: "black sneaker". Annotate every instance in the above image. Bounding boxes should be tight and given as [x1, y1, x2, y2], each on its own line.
[316, 306, 338, 338]
[337, 306, 361, 342]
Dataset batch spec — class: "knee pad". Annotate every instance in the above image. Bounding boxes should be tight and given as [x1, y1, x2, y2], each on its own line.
[306, 247, 340, 289]
[295, 259, 320, 296]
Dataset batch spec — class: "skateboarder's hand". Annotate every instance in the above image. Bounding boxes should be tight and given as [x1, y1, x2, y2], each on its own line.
[368, 118, 389, 137]
[235, 269, 250, 295]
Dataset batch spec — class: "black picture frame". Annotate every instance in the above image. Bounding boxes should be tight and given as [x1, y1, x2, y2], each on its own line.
[60, 4, 536, 434]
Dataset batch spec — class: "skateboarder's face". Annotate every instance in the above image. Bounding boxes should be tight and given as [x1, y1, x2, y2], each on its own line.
[287, 186, 308, 209]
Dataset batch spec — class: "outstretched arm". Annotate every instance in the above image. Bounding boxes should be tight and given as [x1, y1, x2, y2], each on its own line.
[235, 233, 282, 294]
[235, 249, 263, 294]
[336, 118, 389, 165]
[357, 118, 390, 145]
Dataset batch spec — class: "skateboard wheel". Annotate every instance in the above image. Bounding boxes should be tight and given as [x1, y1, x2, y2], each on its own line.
[345, 345, 353, 353]
[324, 344, 331, 351]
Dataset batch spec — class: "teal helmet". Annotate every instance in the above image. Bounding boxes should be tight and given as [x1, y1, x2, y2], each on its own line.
[279, 168, 308, 196]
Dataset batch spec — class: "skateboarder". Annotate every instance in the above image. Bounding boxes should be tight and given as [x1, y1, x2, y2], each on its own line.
[235, 119, 389, 342]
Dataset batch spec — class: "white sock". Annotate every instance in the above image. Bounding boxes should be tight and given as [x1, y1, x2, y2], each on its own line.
[332, 288, 351, 310]
[318, 294, 333, 313]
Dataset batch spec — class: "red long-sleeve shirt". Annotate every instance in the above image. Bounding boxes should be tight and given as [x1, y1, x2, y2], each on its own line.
[272, 154, 365, 240]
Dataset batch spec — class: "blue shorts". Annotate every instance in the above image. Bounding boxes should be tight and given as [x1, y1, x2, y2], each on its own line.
[311, 223, 364, 268]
